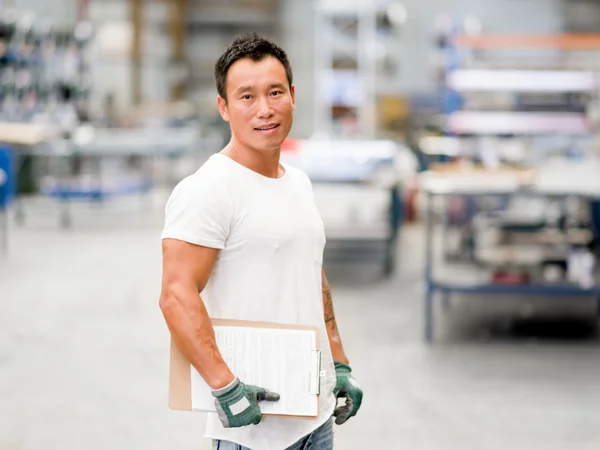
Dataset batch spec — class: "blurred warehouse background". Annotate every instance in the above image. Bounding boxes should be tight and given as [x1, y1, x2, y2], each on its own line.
[3, 0, 600, 449]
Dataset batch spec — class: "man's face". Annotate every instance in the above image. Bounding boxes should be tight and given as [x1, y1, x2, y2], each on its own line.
[217, 56, 295, 152]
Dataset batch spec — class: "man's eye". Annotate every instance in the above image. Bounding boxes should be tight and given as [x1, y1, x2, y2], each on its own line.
[271, 91, 282, 96]
[242, 95, 252, 100]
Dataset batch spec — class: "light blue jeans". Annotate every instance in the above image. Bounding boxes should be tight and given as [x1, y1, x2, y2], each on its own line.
[213, 417, 334, 450]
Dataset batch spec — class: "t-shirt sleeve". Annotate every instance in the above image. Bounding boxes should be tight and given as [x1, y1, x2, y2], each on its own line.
[297, 168, 316, 199]
[160, 175, 232, 249]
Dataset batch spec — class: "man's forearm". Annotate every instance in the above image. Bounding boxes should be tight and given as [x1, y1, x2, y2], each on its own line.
[160, 285, 235, 390]
[322, 270, 349, 364]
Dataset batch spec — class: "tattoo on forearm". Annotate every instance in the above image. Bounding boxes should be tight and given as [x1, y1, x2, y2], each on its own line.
[323, 287, 334, 322]
[322, 274, 341, 340]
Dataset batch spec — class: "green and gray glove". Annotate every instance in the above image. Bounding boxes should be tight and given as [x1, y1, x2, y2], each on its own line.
[212, 378, 280, 428]
[333, 361, 363, 425]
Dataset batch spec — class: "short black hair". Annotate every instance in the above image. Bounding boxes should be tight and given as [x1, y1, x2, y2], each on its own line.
[214, 32, 293, 102]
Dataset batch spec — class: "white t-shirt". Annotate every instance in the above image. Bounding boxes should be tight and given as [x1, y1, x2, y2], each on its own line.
[161, 153, 336, 450]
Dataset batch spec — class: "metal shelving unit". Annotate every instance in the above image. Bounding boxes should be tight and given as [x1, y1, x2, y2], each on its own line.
[419, 31, 600, 342]
[313, 0, 377, 139]
[310, 1, 408, 276]
[441, 32, 600, 142]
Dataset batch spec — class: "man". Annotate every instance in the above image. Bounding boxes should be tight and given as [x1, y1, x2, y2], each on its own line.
[159, 33, 363, 450]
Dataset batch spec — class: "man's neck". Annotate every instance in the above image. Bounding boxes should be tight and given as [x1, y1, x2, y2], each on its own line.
[222, 140, 283, 179]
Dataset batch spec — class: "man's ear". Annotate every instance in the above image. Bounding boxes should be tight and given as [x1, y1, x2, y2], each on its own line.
[290, 85, 296, 112]
[217, 95, 230, 122]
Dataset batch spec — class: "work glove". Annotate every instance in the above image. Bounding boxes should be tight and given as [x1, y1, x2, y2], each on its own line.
[212, 378, 280, 428]
[333, 361, 363, 425]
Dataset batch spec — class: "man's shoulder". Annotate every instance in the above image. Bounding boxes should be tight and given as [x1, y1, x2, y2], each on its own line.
[170, 155, 234, 197]
[282, 161, 307, 179]
[283, 164, 313, 188]
[182, 154, 234, 183]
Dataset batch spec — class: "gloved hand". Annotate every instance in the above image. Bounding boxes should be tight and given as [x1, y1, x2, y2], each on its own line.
[212, 378, 280, 428]
[333, 361, 363, 425]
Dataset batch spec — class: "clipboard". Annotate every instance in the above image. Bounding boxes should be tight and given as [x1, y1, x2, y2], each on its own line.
[169, 318, 321, 419]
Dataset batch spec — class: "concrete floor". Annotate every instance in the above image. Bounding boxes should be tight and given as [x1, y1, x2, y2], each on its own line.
[2, 194, 600, 450]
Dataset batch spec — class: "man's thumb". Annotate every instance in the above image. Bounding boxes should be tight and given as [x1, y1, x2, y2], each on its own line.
[257, 388, 280, 402]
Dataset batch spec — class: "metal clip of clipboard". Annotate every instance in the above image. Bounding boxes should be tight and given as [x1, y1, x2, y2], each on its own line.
[309, 350, 322, 396]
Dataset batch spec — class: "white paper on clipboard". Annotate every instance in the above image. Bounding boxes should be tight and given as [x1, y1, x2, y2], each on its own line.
[189, 324, 321, 418]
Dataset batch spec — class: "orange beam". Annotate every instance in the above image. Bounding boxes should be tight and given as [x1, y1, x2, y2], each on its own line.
[77, 0, 89, 21]
[166, 0, 188, 101]
[453, 34, 600, 50]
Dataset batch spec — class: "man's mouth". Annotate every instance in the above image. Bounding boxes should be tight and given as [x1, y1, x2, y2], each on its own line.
[254, 124, 280, 131]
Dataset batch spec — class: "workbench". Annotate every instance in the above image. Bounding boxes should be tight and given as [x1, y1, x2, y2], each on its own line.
[4, 124, 208, 229]
[419, 159, 600, 342]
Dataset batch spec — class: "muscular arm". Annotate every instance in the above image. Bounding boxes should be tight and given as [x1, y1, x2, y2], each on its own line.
[159, 239, 235, 390]
[322, 269, 349, 364]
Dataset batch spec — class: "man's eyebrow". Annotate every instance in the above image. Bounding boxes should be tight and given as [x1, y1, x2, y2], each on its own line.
[234, 85, 254, 94]
[233, 83, 287, 95]
[269, 83, 287, 90]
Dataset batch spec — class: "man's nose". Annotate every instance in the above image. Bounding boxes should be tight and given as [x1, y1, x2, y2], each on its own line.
[256, 96, 274, 118]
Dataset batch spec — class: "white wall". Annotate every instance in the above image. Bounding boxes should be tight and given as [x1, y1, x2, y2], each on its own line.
[279, 0, 316, 139]
[563, 0, 600, 32]
[88, 0, 170, 110]
[11, 0, 77, 24]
